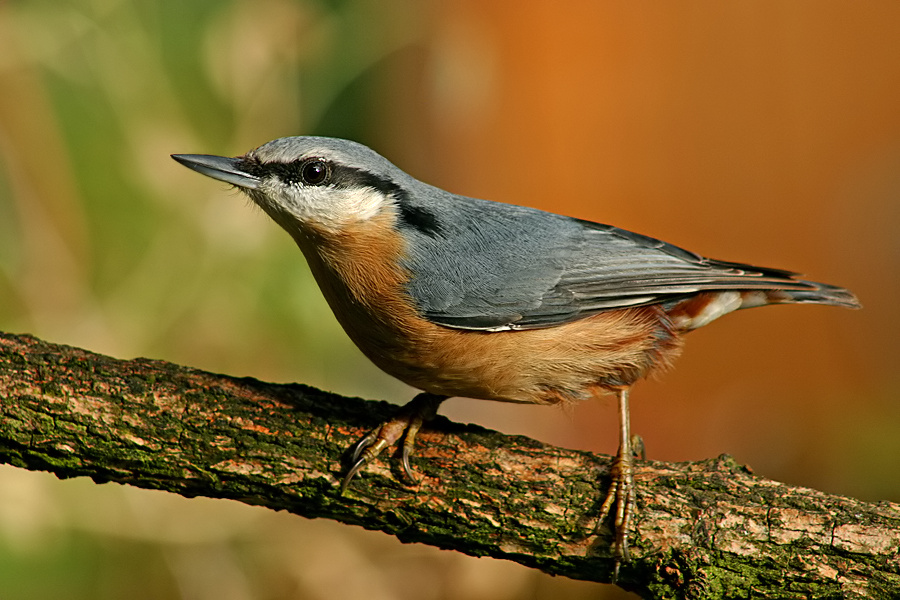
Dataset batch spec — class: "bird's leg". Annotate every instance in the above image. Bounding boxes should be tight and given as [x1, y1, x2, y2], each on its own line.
[341, 392, 446, 492]
[596, 387, 637, 579]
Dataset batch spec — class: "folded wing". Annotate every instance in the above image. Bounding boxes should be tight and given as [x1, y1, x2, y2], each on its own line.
[400, 197, 858, 331]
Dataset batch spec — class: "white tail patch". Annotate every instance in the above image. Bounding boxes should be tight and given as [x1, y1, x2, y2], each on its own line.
[670, 291, 744, 330]
[738, 290, 771, 309]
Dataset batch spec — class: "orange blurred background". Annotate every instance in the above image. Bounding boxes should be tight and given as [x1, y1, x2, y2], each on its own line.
[0, 2, 897, 599]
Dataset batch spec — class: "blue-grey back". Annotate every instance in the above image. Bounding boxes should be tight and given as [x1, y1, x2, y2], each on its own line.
[396, 179, 819, 331]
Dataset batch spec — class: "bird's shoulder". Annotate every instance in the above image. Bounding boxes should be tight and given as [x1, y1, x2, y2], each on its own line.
[396, 189, 687, 330]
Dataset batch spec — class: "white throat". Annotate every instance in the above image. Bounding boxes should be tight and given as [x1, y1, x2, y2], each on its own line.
[249, 179, 389, 232]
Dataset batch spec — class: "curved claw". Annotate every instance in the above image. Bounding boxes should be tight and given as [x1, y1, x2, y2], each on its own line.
[341, 455, 369, 493]
[400, 444, 415, 482]
[341, 437, 390, 493]
[400, 411, 427, 482]
[350, 431, 379, 465]
[340, 393, 446, 493]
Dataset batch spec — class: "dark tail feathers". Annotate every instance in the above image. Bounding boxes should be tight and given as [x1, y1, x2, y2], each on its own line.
[767, 281, 861, 309]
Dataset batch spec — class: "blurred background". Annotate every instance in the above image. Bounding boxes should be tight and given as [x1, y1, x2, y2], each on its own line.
[0, 1, 898, 599]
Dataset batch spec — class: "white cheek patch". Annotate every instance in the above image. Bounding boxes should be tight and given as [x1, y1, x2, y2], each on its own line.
[344, 186, 386, 222]
[251, 179, 388, 232]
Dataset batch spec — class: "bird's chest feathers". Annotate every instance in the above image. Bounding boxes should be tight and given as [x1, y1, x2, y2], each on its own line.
[293, 214, 422, 342]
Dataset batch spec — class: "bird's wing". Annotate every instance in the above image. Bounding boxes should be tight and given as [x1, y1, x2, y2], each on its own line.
[400, 196, 820, 331]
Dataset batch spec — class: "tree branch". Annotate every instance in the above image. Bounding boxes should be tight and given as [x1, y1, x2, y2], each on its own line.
[0, 331, 897, 598]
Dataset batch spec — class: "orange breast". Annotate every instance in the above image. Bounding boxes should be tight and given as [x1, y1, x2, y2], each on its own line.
[292, 214, 684, 405]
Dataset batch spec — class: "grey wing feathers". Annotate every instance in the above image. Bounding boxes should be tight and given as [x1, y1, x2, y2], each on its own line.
[399, 193, 851, 331]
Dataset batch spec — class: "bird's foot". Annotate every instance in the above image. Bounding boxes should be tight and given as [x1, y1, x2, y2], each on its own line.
[341, 392, 445, 492]
[596, 442, 637, 580]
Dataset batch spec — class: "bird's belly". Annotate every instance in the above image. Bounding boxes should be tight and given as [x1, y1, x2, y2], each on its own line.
[338, 301, 684, 405]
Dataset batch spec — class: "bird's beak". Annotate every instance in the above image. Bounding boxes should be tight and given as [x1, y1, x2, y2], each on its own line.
[171, 154, 260, 190]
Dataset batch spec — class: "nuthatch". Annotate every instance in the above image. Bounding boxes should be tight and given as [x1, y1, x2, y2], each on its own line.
[172, 136, 860, 567]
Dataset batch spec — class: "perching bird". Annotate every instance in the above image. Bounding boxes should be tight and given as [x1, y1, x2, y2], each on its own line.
[172, 136, 860, 569]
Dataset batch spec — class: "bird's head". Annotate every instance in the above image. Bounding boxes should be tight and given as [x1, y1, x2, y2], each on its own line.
[173, 136, 411, 236]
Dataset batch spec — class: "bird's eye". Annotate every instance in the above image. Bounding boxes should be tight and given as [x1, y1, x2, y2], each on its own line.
[300, 159, 329, 185]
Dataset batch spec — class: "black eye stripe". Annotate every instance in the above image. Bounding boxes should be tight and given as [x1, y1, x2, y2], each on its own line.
[242, 157, 400, 194]
[240, 157, 333, 186]
[238, 156, 442, 237]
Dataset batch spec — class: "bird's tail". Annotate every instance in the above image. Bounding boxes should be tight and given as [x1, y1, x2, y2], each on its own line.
[666, 281, 859, 332]
[764, 281, 861, 309]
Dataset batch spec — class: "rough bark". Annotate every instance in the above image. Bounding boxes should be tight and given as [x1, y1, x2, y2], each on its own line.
[0, 331, 897, 599]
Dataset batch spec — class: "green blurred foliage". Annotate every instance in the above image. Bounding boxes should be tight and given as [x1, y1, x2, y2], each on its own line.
[0, 0, 426, 392]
